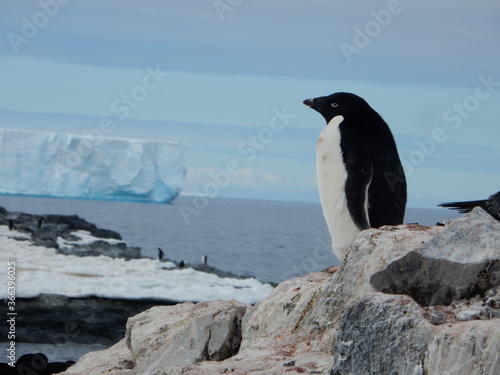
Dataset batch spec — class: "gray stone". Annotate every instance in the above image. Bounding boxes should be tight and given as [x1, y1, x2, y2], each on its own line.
[330, 294, 431, 375]
[430, 309, 447, 325]
[62, 339, 134, 374]
[425, 320, 500, 375]
[125, 300, 248, 373]
[480, 306, 500, 320]
[457, 307, 482, 321]
[370, 207, 500, 306]
[241, 271, 333, 353]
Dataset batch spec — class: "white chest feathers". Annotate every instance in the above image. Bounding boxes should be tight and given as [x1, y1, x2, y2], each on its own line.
[316, 115, 362, 261]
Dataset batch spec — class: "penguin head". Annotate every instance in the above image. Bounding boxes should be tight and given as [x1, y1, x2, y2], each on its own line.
[303, 92, 370, 124]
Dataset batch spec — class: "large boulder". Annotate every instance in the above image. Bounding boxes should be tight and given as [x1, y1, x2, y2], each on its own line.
[64, 300, 250, 375]
[370, 208, 500, 306]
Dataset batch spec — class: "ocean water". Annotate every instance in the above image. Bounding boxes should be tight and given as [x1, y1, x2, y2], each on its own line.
[0, 195, 461, 284]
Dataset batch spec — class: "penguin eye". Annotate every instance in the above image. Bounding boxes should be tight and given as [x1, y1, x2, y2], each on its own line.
[331, 103, 338, 108]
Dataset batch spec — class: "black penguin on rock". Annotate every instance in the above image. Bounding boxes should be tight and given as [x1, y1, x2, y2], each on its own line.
[439, 190, 500, 220]
[37, 217, 45, 229]
[304, 92, 407, 261]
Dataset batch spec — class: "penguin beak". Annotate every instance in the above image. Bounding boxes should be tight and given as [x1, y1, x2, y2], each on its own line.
[303, 99, 314, 108]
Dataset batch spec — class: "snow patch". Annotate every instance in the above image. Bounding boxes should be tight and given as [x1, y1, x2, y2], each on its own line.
[0, 236, 273, 305]
[57, 230, 126, 250]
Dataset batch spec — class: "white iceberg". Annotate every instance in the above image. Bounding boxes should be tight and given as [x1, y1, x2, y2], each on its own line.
[0, 129, 186, 203]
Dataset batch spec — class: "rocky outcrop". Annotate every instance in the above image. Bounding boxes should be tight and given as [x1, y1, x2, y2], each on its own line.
[0, 207, 141, 259]
[61, 208, 500, 375]
[370, 208, 500, 306]
[126, 301, 247, 371]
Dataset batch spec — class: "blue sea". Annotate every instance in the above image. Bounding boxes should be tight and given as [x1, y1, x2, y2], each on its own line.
[0, 194, 461, 284]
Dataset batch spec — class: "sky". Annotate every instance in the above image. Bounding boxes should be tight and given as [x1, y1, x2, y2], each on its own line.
[0, 0, 499, 207]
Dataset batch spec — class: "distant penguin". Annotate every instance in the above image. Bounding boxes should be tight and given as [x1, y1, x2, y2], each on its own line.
[439, 190, 500, 220]
[201, 255, 208, 265]
[8, 219, 14, 231]
[179, 260, 185, 268]
[304, 92, 407, 261]
[37, 217, 45, 229]
[158, 248, 164, 261]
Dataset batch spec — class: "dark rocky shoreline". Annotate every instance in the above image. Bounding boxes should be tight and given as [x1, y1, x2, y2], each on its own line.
[0, 207, 141, 259]
[12, 294, 176, 346]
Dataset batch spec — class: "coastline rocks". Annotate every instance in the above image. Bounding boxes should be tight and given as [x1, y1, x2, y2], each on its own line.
[0, 207, 141, 259]
[14, 294, 176, 346]
[61, 208, 500, 375]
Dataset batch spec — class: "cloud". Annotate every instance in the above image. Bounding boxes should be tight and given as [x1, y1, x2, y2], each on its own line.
[0, 0, 498, 206]
[1, 1, 499, 85]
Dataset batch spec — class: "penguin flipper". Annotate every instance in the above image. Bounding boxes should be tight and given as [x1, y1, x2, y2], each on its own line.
[345, 156, 373, 230]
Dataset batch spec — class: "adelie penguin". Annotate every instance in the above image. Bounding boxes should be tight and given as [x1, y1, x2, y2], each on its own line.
[303, 92, 407, 261]
[439, 190, 500, 221]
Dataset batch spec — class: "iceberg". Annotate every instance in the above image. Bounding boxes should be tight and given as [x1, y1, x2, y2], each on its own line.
[0, 129, 186, 203]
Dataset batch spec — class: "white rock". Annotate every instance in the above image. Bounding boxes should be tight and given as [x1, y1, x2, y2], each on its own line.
[457, 307, 482, 321]
[425, 320, 500, 375]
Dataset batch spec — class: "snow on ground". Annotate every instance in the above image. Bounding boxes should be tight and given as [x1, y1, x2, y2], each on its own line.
[0, 228, 274, 304]
[0, 225, 31, 239]
[57, 230, 126, 249]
